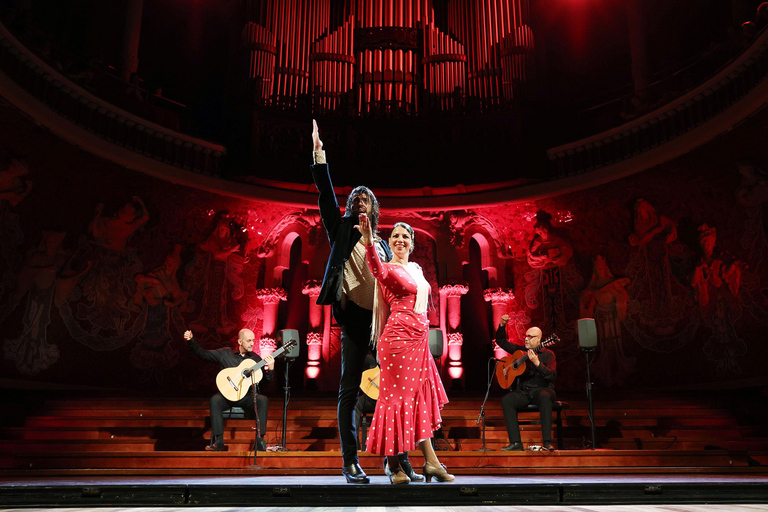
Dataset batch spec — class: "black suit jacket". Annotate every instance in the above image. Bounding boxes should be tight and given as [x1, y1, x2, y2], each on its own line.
[311, 163, 392, 314]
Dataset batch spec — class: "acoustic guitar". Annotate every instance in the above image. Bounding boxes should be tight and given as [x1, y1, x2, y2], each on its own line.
[360, 367, 381, 400]
[215, 338, 297, 401]
[495, 334, 559, 389]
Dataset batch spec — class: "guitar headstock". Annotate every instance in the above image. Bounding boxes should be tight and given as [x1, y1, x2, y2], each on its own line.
[541, 334, 559, 348]
[282, 338, 298, 353]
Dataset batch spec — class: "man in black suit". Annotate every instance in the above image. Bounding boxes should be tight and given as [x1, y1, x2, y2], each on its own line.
[184, 328, 274, 452]
[494, 314, 557, 451]
[311, 120, 420, 484]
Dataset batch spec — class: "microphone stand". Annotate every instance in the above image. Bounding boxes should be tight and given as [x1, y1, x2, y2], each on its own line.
[584, 348, 597, 450]
[277, 357, 293, 451]
[475, 357, 498, 451]
[250, 373, 261, 467]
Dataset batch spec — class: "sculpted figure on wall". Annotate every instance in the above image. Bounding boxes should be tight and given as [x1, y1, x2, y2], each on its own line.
[524, 210, 580, 348]
[2, 231, 68, 374]
[625, 199, 684, 341]
[527, 210, 573, 269]
[0, 158, 32, 206]
[131, 244, 190, 378]
[688, 223, 746, 376]
[89, 196, 149, 252]
[0, 158, 32, 313]
[690, 224, 742, 308]
[70, 196, 151, 336]
[579, 255, 634, 386]
[187, 212, 246, 338]
[736, 160, 768, 267]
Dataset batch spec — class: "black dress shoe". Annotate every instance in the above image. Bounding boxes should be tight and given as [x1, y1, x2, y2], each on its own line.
[256, 437, 267, 451]
[500, 442, 525, 451]
[384, 458, 423, 482]
[342, 463, 370, 484]
[399, 459, 424, 482]
[542, 442, 555, 451]
[205, 443, 227, 452]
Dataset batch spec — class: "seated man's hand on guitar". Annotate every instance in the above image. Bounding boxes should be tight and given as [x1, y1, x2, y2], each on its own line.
[183, 330, 193, 341]
[264, 355, 275, 370]
[500, 314, 509, 327]
[528, 349, 540, 367]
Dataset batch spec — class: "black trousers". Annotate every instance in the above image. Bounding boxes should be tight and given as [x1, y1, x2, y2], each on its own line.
[337, 300, 374, 466]
[210, 391, 268, 443]
[501, 387, 556, 444]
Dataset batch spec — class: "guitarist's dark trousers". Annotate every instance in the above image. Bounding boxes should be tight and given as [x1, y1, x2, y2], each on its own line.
[501, 387, 556, 444]
[210, 391, 268, 444]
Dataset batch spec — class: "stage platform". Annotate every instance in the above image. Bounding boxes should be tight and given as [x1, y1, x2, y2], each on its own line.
[2, 391, 768, 507]
[1, 474, 768, 507]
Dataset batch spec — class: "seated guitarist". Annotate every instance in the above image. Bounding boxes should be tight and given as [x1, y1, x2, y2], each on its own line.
[495, 315, 557, 451]
[184, 328, 275, 452]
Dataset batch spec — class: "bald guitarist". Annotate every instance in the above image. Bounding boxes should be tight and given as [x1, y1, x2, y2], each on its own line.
[185, 328, 275, 452]
[495, 315, 557, 452]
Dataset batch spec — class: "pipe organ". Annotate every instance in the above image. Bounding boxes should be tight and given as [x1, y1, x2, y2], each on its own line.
[244, 0, 533, 114]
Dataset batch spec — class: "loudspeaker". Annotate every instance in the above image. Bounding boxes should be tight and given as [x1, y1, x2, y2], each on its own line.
[278, 329, 300, 359]
[577, 318, 598, 350]
[428, 328, 444, 358]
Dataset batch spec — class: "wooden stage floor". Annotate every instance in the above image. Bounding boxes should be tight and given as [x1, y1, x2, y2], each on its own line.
[2, 473, 768, 507]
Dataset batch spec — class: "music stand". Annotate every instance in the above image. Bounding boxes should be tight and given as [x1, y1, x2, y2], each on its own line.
[578, 318, 598, 450]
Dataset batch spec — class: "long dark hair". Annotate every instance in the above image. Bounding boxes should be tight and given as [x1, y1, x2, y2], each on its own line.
[346, 185, 380, 234]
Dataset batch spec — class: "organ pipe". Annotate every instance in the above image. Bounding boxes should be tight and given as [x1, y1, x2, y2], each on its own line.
[243, 0, 531, 114]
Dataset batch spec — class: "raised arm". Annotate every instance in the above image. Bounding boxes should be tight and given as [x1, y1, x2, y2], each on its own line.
[494, 314, 520, 355]
[310, 120, 342, 237]
[183, 329, 221, 363]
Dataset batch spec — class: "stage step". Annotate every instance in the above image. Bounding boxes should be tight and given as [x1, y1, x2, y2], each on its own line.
[0, 449, 750, 471]
[1, 393, 766, 476]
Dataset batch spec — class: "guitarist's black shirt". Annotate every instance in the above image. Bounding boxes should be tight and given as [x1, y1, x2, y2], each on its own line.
[187, 336, 273, 381]
[494, 325, 556, 392]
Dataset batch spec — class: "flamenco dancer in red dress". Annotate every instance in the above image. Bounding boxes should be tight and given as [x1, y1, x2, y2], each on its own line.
[356, 213, 454, 484]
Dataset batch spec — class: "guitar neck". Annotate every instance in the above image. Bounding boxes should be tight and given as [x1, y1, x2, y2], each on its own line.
[515, 336, 554, 364]
[243, 345, 286, 371]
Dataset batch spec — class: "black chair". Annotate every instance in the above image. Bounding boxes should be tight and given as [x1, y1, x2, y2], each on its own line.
[223, 406, 247, 419]
[521, 401, 569, 450]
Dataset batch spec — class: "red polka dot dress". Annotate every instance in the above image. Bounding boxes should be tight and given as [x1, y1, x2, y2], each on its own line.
[364, 245, 449, 456]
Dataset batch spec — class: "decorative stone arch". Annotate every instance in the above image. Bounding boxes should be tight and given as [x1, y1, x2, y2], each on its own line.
[465, 229, 498, 285]
[258, 212, 319, 287]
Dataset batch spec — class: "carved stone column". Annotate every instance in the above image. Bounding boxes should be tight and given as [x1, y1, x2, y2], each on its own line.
[301, 281, 323, 329]
[439, 283, 468, 382]
[446, 332, 464, 379]
[259, 336, 276, 358]
[484, 288, 515, 359]
[441, 284, 468, 331]
[302, 280, 328, 380]
[256, 288, 287, 337]
[305, 332, 323, 379]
